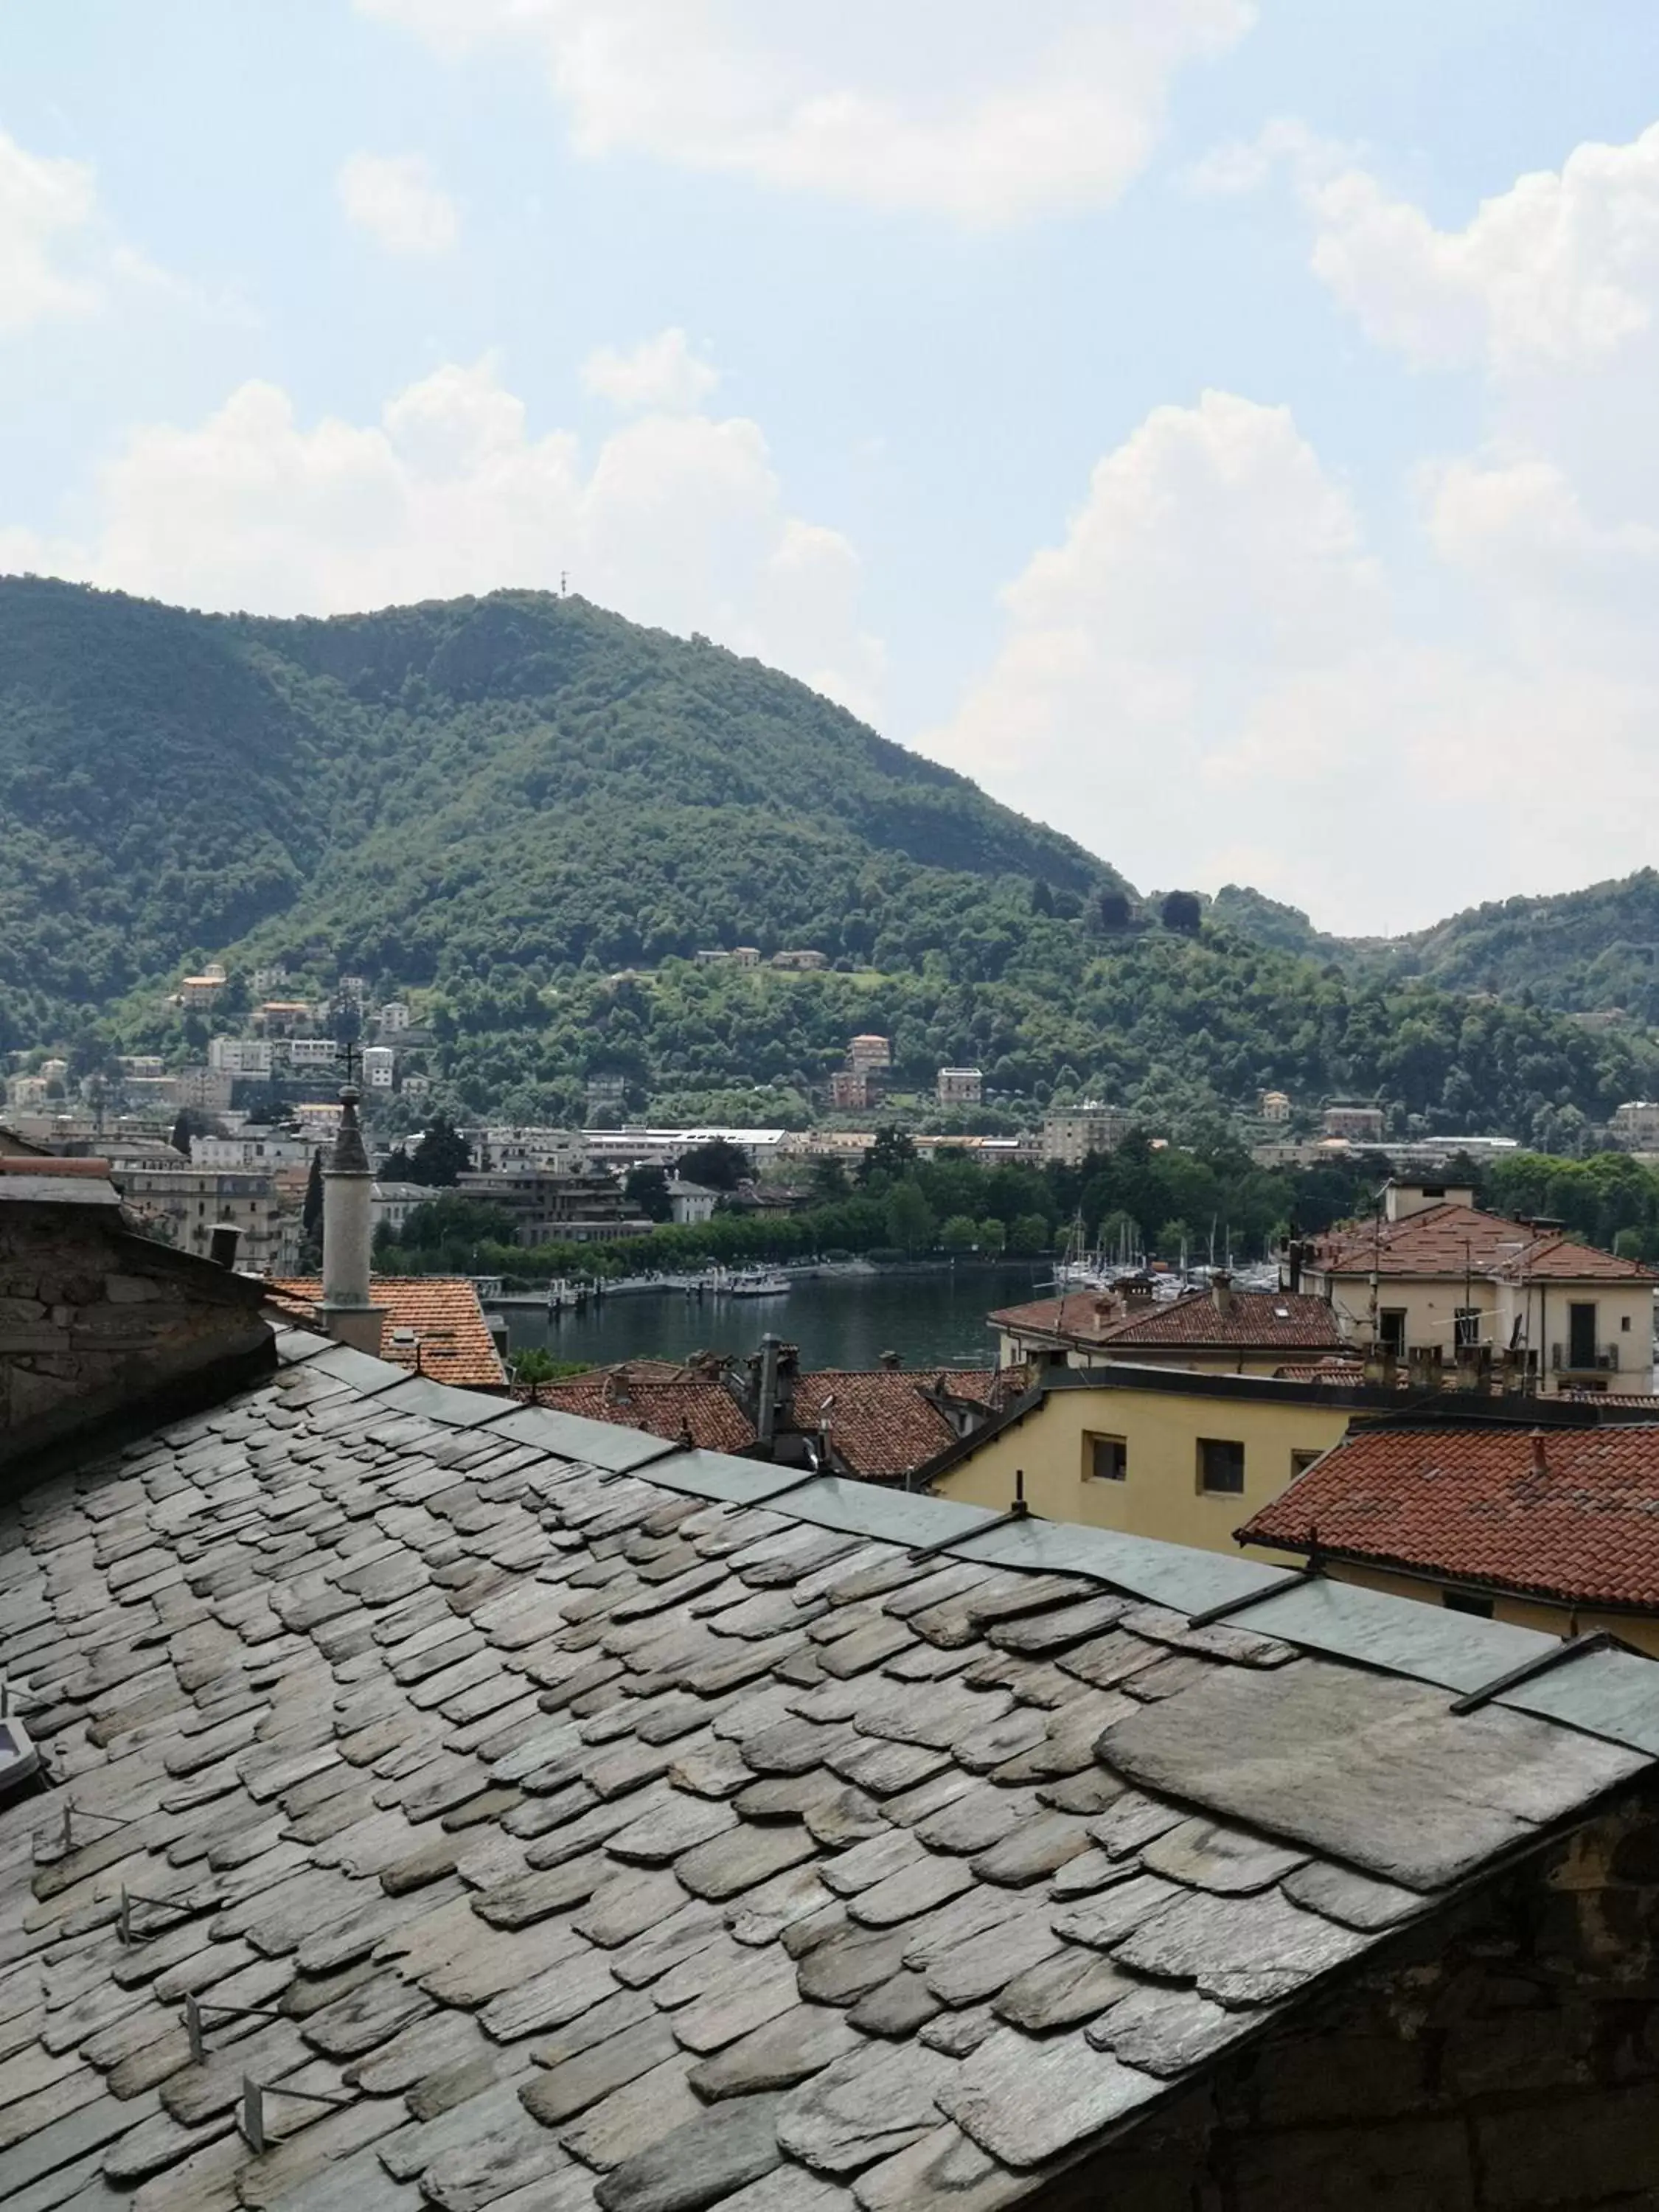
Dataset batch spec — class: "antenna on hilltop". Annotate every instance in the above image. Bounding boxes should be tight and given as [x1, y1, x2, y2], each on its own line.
[560, 570, 568, 597]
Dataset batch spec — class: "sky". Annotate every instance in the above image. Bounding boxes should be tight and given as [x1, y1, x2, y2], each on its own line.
[5, 3, 1659, 936]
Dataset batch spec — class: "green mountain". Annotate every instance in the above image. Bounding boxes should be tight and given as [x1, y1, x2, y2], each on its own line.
[0, 574, 1650, 1143]
[1373, 872, 1659, 1018]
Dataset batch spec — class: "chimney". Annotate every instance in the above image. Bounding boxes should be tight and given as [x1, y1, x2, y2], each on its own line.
[756, 1332, 784, 1451]
[1530, 1428, 1548, 1478]
[209, 1221, 241, 1270]
[1210, 1270, 1234, 1318]
[316, 1086, 386, 1357]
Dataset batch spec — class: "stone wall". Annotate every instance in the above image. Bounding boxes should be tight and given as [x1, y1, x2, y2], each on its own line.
[0, 1200, 273, 1468]
[1041, 1784, 1659, 2210]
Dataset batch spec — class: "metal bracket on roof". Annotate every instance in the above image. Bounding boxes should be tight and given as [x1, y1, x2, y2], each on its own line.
[1450, 1630, 1615, 1716]
[752, 1470, 832, 1507]
[116, 1885, 198, 1946]
[184, 1994, 292, 2064]
[237, 2074, 356, 2155]
[1184, 1565, 1324, 1630]
[908, 1470, 1034, 1561]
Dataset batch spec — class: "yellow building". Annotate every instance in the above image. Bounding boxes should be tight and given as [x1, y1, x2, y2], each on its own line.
[921, 1360, 1402, 1560]
[1295, 1178, 1657, 1394]
[1240, 1405, 1659, 1658]
[990, 1276, 1346, 1378]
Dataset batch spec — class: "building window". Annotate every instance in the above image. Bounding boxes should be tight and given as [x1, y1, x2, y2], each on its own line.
[1289, 1448, 1322, 1480]
[1087, 1434, 1127, 1483]
[1379, 1309, 1408, 1356]
[1443, 1590, 1494, 1619]
[1622, 1314, 1632, 1332]
[1568, 1301, 1599, 1370]
[1453, 1307, 1481, 1350]
[1197, 1438, 1245, 1495]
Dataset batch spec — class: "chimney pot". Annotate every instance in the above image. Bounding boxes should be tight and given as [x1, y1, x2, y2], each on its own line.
[1211, 1270, 1234, 1317]
[1530, 1428, 1548, 1478]
[209, 1221, 241, 1270]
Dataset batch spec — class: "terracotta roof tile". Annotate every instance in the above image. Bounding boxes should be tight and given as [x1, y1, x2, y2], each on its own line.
[1240, 1421, 1659, 1609]
[990, 1289, 1343, 1353]
[532, 1374, 759, 1454]
[792, 1369, 998, 1481]
[267, 1276, 506, 1389]
[1310, 1203, 1655, 1284]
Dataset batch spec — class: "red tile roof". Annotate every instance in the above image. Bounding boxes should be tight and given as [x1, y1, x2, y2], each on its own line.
[532, 1374, 759, 1455]
[1310, 1203, 1654, 1284]
[792, 1369, 1000, 1482]
[1239, 1421, 1659, 1610]
[266, 1277, 506, 1390]
[990, 1288, 1343, 1353]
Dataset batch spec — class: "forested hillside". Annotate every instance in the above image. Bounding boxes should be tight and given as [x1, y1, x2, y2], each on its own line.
[1, 575, 1652, 1143]
[1377, 872, 1659, 1018]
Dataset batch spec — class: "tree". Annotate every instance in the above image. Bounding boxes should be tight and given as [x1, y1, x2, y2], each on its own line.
[1095, 889, 1133, 931]
[941, 1213, 978, 1253]
[1161, 891, 1203, 935]
[808, 1157, 850, 1203]
[1007, 1212, 1051, 1256]
[302, 1150, 324, 1236]
[675, 1137, 751, 1192]
[859, 1126, 918, 1186]
[397, 1193, 518, 1251]
[625, 1164, 672, 1221]
[406, 1113, 473, 1186]
[886, 1180, 936, 1255]
[1156, 1217, 1193, 1257]
[1029, 880, 1054, 917]
[978, 1216, 1006, 1255]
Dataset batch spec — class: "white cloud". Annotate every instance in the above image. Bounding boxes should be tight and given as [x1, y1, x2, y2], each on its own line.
[582, 327, 719, 413]
[336, 151, 459, 255]
[6, 356, 884, 721]
[355, 0, 1253, 223]
[923, 387, 1659, 933]
[0, 128, 100, 332]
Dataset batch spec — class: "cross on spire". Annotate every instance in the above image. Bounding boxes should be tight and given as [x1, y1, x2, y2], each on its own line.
[336, 1039, 362, 1090]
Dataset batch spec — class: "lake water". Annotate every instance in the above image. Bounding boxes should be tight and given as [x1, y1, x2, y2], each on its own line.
[489, 1262, 1049, 1372]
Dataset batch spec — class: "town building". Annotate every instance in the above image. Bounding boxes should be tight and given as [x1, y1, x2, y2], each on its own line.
[370, 1179, 431, 1236]
[456, 1166, 648, 1245]
[190, 1127, 314, 1169]
[254, 998, 315, 1037]
[847, 1032, 891, 1074]
[1259, 1087, 1292, 1122]
[770, 947, 827, 970]
[990, 1273, 1346, 1376]
[250, 963, 288, 995]
[10, 1287, 1659, 2208]
[287, 1037, 340, 1068]
[113, 1163, 290, 1274]
[1610, 1099, 1659, 1149]
[400, 1071, 431, 1101]
[361, 1045, 395, 1090]
[471, 1125, 586, 1175]
[174, 1067, 234, 1113]
[1321, 1099, 1386, 1141]
[922, 1358, 1411, 1553]
[584, 1073, 628, 1118]
[208, 1035, 274, 1078]
[176, 967, 224, 1011]
[1040, 1101, 1130, 1164]
[116, 1055, 166, 1081]
[378, 999, 412, 1033]
[580, 1127, 787, 1172]
[267, 1274, 504, 1389]
[1239, 1399, 1659, 1655]
[664, 1173, 720, 1225]
[1293, 1177, 1656, 1391]
[829, 1068, 875, 1111]
[693, 945, 761, 967]
[936, 1065, 984, 1107]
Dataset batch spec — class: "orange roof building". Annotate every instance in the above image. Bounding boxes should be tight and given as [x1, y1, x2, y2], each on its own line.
[991, 1280, 1344, 1379]
[1238, 1406, 1659, 1653]
[266, 1276, 506, 1390]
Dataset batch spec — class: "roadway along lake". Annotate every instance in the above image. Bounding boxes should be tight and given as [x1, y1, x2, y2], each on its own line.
[488, 1262, 1050, 1373]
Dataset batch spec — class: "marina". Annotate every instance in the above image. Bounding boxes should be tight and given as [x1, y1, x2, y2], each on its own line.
[484, 1259, 1051, 1371]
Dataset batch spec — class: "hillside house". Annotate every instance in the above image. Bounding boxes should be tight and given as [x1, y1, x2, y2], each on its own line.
[1295, 1178, 1656, 1391]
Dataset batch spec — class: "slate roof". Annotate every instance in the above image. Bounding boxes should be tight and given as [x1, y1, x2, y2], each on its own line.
[4, 1337, 1659, 2212]
[1309, 1201, 1655, 1283]
[1239, 1419, 1659, 1610]
[990, 1288, 1343, 1352]
[267, 1277, 507, 1390]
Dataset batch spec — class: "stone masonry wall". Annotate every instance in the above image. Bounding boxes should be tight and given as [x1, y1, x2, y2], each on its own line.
[1040, 1784, 1659, 2211]
[0, 1203, 272, 1465]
